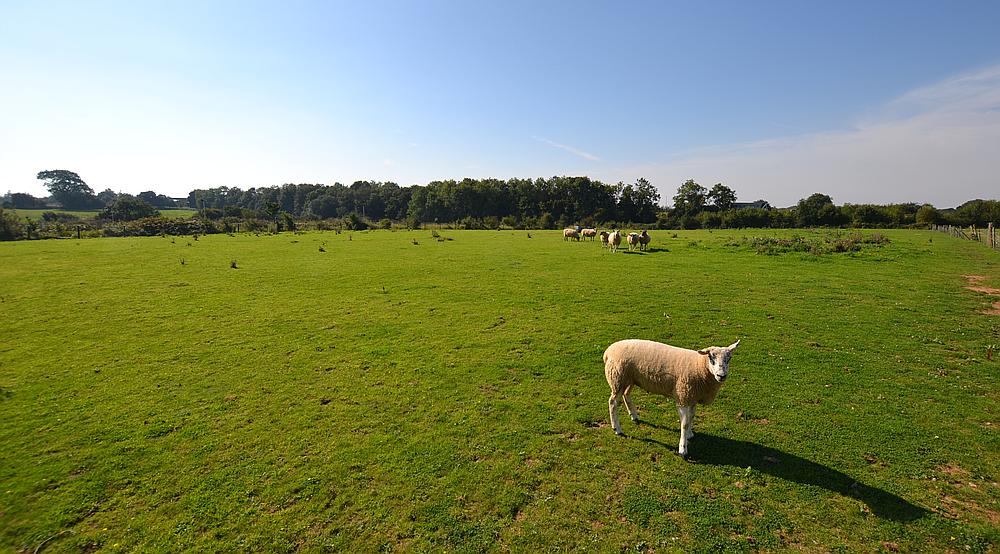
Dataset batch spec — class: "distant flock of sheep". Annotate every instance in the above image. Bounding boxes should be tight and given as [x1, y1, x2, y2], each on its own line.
[563, 227, 651, 253]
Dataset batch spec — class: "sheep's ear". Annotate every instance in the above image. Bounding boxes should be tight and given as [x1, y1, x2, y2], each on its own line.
[728, 339, 740, 351]
[697, 348, 710, 355]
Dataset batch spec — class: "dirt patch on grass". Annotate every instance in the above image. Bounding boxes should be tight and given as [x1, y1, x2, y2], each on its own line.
[967, 285, 1000, 295]
[962, 275, 1000, 315]
[936, 462, 970, 478]
[940, 495, 1000, 525]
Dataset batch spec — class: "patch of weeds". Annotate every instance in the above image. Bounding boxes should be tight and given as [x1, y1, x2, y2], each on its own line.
[737, 232, 890, 255]
[411, 500, 499, 553]
[144, 420, 176, 438]
[230, 260, 238, 269]
[622, 485, 669, 525]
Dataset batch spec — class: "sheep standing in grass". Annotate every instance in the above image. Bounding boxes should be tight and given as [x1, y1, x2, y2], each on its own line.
[599, 231, 610, 248]
[608, 230, 622, 252]
[604, 339, 740, 458]
[581, 228, 598, 241]
[563, 228, 581, 241]
[626, 232, 639, 251]
[638, 230, 651, 251]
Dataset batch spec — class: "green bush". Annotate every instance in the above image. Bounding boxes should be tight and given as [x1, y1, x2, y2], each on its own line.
[0, 208, 25, 240]
[345, 212, 369, 231]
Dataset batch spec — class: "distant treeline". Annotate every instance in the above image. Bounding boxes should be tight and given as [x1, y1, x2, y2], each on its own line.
[184, 179, 999, 230]
[185, 176, 661, 229]
[4, 171, 1000, 241]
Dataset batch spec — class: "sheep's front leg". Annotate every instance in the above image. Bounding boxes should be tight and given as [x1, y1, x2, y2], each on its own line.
[676, 405, 693, 457]
[686, 406, 696, 440]
[608, 393, 624, 435]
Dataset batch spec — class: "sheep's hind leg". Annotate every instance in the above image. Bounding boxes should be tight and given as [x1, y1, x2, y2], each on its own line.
[608, 393, 624, 436]
[622, 386, 639, 424]
[676, 405, 693, 458]
[685, 406, 696, 439]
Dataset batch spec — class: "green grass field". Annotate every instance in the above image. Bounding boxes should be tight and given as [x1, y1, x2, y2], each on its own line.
[10, 208, 197, 221]
[1, 229, 998, 552]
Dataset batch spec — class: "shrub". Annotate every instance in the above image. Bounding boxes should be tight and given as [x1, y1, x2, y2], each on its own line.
[0, 208, 24, 240]
[281, 212, 296, 232]
[99, 196, 160, 221]
[41, 211, 80, 222]
[538, 212, 555, 230]
[345, 212, 369, 231]
[102, 217, 221, 237]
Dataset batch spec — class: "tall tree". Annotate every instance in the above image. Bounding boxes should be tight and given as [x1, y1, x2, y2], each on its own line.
[631, 178, 660, 223]
[672, 179, 707, 217]
[37, 170, 100, 209]
[707, 183, 737, 211]
[796, 193, 840, 226]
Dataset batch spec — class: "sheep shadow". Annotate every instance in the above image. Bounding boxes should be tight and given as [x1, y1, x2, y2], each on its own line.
[633, 433, 926, 523]
[618, 248, 669, 255]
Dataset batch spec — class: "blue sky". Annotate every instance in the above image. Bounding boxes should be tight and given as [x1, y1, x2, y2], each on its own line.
[2, 0, 999, 207]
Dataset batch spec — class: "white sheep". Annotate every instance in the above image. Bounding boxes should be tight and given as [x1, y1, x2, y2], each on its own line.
[581, 228, 598, 241]
[626, 232, 639, 251]
[638, 230, 651, 251]
[608, 230, 622, 252]
[563, 228, 581, 241]
[603, 339, 740, 458]
[599, 231, 610, 248]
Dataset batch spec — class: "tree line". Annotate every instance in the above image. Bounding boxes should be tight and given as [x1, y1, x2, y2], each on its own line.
[3, 170, 999, 234]
[183, 176, 662, 229]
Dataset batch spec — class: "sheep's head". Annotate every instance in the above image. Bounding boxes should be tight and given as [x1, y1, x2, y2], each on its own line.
[698, 340, 740, 383]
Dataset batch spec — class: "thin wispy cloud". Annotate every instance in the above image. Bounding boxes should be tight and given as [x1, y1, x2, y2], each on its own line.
[533, 136, 601, 161]
[623, 64, 1000, 208]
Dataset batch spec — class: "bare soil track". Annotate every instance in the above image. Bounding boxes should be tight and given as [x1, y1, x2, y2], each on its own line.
[963, 275, 1000, 315]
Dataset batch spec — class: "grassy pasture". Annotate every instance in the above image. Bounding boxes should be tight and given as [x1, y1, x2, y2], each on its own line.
[10, 208, 197, 221]
[1, 229, 998, 552]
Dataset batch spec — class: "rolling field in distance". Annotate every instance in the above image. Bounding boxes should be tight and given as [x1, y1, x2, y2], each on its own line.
[1, 229, 998, 552]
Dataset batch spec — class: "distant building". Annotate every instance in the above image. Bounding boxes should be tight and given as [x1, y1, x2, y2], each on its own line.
[733, 200, 771, 210]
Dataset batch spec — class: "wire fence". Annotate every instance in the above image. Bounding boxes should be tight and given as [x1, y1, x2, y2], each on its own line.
[933, 223, 998, 250]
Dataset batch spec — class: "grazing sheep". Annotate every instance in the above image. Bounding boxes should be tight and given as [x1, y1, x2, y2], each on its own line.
[581, 228, 598, 241]
[599, 231, 610, 248]
[638, 230, 651, 251]
[608, 230, 623, 253]
[604, 339, 740, 458]
[626, 232, 639, 251]
[563, 228, 581, 241]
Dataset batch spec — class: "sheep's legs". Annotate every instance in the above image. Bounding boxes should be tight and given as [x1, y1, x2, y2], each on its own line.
[608, 393, 624, 435]
[622, 386, 639, 423]
[686, 406, 696, 439]
[677, 405, 694, 457]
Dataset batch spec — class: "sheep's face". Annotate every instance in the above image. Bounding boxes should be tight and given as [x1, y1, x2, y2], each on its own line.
[698, 340, 740, 383]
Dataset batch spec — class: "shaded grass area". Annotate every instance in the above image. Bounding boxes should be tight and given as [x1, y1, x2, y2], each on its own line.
[0, 229, 998, 552]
